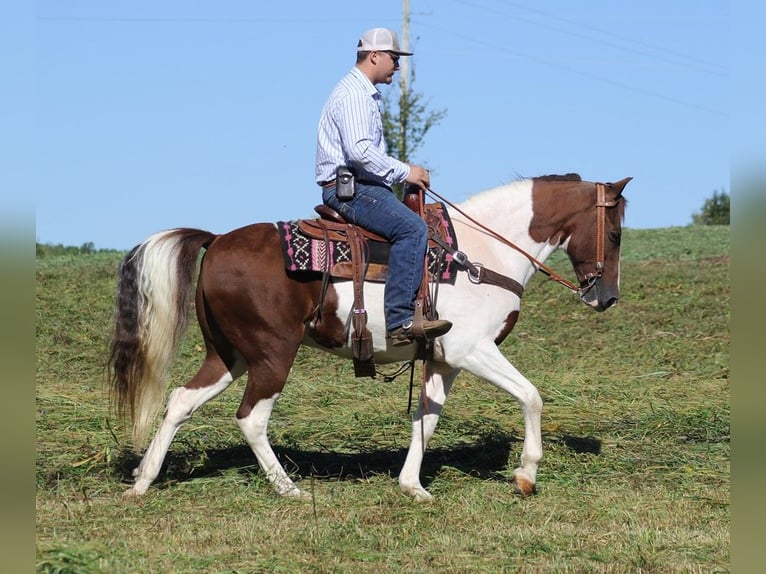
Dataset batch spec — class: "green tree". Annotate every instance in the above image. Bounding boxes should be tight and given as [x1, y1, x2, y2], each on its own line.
[692, 189, 730, 225]
[35, 242, 118, 257]
[381, 66, 446, 199]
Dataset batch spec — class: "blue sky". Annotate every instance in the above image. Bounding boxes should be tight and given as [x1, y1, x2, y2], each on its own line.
[24, 1, 730, 249]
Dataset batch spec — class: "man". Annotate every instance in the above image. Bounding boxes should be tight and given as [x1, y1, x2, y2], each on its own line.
[315, 27, 452, 346]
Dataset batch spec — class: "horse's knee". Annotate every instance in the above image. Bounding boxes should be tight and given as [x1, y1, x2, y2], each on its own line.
[521, 387, 542, 416]
[531, 390, 543, 412]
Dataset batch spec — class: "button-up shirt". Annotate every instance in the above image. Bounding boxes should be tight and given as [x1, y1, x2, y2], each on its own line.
[315, 67, 410, 186]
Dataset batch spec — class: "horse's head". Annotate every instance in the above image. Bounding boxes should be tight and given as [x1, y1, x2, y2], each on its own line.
[563, 177, 631, 311]
[530, 175, 631, 312]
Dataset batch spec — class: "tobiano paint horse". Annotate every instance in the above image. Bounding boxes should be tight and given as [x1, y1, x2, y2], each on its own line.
[109, 174, 630, 501]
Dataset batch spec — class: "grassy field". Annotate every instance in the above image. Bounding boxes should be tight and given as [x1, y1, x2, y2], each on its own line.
[36, 226, 729, 573]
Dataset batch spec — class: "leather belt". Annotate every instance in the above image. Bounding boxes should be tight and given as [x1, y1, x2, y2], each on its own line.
[318, 179, 391, 191]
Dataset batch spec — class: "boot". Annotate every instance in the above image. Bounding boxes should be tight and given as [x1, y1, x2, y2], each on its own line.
[387, 319, 453, 347]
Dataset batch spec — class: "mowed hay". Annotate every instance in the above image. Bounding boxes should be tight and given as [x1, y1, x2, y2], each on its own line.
[36, 227, 729, 573]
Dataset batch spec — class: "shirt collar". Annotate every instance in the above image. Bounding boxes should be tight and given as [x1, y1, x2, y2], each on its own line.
[350, 66, 380, 99]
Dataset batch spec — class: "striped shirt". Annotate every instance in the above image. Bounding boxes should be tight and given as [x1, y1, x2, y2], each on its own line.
[315, 66, 410, 186]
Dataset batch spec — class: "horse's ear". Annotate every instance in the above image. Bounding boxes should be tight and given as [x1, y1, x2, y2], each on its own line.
[608, 177, 632, 197]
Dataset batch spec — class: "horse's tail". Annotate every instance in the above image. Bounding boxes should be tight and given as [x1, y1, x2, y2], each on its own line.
[108, 228, 217, 450]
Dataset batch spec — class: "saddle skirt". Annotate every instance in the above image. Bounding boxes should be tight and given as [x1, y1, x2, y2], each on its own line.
[277, 202, 460, 284]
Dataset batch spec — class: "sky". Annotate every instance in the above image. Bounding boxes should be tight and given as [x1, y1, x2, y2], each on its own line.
[17, 1, 734, 249]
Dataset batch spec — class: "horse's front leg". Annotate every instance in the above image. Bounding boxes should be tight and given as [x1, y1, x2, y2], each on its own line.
[459, 340, 542, 496]
[399, 363, 460, 502]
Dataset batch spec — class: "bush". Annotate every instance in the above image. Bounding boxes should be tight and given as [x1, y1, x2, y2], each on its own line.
[692, 190, 730, 225]
[35, 242, 118, 257]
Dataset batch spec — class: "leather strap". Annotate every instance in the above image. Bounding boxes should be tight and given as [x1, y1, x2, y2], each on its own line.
[319, 179, 391, 190]
[346, 225, 374, 372]
[467, 265, 525, 299]
[595, 183, 606, 275]
[429, 233, 524, 299]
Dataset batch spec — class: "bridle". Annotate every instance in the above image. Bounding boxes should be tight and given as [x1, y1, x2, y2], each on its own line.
[425, 182, 620, 298]
[575, 183, 622, 295]
[407, 183, 620, 408]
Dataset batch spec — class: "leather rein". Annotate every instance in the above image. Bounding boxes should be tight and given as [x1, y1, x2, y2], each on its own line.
[425, 183, 617, 298]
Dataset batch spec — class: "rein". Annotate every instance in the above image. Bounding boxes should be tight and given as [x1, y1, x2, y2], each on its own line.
[406, 182, 615, 413]
[425, 183, 613, 297]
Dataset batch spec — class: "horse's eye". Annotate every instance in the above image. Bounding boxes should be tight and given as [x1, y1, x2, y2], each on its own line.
[608, 231, 621, 245]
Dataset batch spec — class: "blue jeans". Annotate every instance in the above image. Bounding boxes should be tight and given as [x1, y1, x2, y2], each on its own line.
[322, 182, 427, 331]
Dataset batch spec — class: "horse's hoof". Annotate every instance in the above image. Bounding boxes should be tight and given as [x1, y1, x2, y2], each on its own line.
[400, 483, 434, 502]
[122, 487, 143, 498]
[512, 471, 537, 497]
[413, 490, 434, 503]
[123, 478, 151, 497]
[284, 489, 312, 500]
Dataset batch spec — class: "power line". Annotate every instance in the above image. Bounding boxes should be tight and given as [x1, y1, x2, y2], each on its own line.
[37, 15, 392, 24]
[502, 0, 726, 73]
[449, 0, 726, 77]
[414, 19, 726, 117]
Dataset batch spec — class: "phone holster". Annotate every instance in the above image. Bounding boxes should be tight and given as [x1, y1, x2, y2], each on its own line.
[335, 166, 355, 200]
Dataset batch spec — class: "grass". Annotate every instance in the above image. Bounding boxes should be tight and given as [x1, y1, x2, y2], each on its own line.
[36, 226, 729, 573]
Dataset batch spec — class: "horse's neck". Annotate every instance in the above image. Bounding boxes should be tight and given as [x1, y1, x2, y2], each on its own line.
[455, 181, 561, 284]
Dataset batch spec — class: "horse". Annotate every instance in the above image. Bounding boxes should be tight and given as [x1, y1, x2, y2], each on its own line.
[109, 173, 630, 501]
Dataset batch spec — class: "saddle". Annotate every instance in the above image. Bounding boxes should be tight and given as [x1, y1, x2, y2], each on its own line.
[297, 207, 389, 282]
[296, 191, 455, 377]
[297, 201, 453, 282]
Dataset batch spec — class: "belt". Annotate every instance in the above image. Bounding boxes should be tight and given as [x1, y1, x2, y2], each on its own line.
[318, 179, 391, 190]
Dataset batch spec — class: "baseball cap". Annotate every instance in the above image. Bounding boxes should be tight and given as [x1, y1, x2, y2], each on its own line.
[357, 28, 413, 56]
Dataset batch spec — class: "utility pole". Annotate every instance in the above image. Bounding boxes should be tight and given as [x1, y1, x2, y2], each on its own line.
[382, 1, 446, 175]
[398, 0, 411, 164]
[401, 0, 410, 94]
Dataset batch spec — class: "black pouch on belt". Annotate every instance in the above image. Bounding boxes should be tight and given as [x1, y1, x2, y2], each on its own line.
[335, 166, 355, 200]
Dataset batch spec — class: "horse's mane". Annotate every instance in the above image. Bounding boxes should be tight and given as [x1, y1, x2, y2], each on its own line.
[532, 173, 582, 182]
[461, 172, 586, 211]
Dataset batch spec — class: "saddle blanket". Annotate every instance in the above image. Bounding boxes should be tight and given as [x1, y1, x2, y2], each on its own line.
[277, 204, 460, 284]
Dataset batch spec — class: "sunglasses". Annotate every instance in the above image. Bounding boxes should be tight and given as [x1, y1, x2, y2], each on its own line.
[381, 51, 400, 66]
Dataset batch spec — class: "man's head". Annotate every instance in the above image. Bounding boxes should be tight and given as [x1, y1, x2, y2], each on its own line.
[355, 28, 412, 85]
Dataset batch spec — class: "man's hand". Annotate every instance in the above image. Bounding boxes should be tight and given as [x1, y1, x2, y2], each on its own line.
[405, 165, 431, 191]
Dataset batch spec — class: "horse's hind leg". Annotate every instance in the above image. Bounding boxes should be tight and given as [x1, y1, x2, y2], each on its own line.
[126, 355, 244, 496]
[236, 388, 307, 499]
[399, 362, 460, 502]
[235, 350, 308, 499]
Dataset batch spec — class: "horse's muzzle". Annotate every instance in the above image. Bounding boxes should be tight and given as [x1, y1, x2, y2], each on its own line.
[580, 281, 619, 312]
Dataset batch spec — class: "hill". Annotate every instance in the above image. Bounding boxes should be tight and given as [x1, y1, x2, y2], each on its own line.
[36, 225, 729, 573]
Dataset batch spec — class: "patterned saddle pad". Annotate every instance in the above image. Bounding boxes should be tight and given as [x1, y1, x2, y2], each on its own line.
[277, 203, 459, 284]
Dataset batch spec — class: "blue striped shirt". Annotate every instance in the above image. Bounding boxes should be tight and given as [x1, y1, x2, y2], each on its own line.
[315, 67, 410, 186]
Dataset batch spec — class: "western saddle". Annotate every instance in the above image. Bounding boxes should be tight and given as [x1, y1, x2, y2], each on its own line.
[298, 189, 445, 377]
